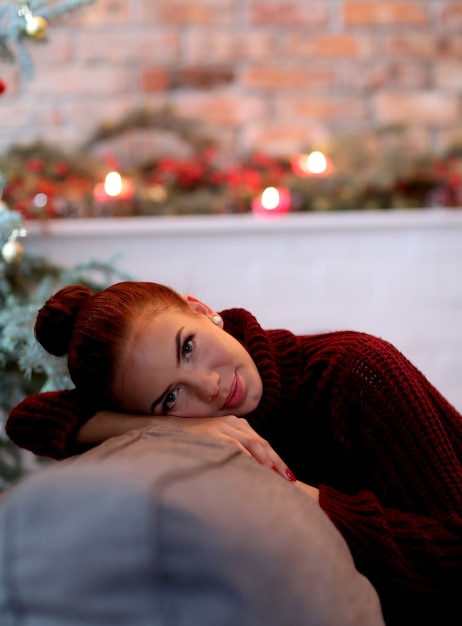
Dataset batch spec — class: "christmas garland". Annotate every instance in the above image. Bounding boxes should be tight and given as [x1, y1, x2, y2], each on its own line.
[1, 110, 461, 220]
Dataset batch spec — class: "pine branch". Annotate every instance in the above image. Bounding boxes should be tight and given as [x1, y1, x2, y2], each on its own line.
[0, 210, 23, 246]
[83, 106, 216, 152]
[36, 0, 97, 21]
[0, 0, 98, 78]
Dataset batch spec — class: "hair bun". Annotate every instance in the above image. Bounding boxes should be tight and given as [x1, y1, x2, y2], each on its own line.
[35, 285, 93, 357]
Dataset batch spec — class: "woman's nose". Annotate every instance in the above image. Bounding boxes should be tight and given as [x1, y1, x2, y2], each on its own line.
[196, 371, 220, 402]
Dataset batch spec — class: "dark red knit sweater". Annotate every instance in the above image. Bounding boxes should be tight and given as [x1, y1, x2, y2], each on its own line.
[7, 308, 462, 625]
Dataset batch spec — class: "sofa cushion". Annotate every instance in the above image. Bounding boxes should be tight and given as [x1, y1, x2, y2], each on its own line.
[0, 425, 385, 625]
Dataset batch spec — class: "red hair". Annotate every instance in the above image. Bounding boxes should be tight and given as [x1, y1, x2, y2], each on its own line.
[35, 281, 189, 408]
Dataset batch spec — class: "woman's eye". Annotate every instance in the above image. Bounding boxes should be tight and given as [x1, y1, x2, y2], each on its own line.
[161, 335, 194, 413]
[182, 335, 194, 358]
[163, 389, 178, 413]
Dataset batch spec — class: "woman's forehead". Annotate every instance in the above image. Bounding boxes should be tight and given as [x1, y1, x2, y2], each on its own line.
[129, 308, 199, 348]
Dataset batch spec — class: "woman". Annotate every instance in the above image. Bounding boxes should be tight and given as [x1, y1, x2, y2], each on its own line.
[6, 281, 462, 625]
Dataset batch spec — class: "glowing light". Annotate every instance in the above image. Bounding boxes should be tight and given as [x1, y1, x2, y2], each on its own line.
[306, 151, 327, 174]
[93, 171, 135, 210]
[104, 171, 123, 197]
[291, 151, 333, 177]
[261, 186, 280, 210]
[252, 186, 291, 216]
[33, 193, 48, 208]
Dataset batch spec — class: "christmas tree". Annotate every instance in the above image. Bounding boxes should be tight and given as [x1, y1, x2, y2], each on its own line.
[0, 0, 96, 85]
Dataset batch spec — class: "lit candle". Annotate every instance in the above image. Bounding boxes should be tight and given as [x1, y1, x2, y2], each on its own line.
[93, 171, 135, 215]
[251, 186, 291, 216]
[291, 151, 333, 177]
[94, 171, 135, 202]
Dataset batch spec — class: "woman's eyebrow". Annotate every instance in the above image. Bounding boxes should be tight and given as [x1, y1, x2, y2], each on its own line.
[150, 327, 184, 413]
[175, 327, 184, 366]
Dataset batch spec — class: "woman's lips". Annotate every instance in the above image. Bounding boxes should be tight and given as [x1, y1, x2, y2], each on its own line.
[222, 372, 244, 410]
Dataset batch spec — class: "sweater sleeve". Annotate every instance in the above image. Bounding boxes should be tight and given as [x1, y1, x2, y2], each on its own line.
[5, 389, 96, 460]
[319, 484, 462, 623]
[283, 329, 462, 623]
[319, 485, 462, 593]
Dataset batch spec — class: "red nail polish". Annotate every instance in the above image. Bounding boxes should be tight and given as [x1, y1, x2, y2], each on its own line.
[271, 465, 279, 473]
[285, 468, 296, 482]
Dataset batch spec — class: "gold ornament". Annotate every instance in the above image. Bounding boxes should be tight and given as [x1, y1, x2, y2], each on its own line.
[18, 4, 48, 39]
[25, 14, 48, 39]
[2, 239, 24, 264]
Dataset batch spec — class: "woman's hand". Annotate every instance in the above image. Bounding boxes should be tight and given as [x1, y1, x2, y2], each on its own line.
[76, 411, 296, 482]
[167, 414, 296, 482]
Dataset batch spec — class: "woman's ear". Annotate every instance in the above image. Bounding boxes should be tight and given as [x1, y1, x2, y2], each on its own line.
[182, 295, 223, 327]
[183, 294, 215, 316]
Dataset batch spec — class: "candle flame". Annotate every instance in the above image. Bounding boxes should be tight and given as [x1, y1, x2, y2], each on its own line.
[306, 151, 327, 174]
[104, 171, 123, 197]
[261, 186, 280, 210]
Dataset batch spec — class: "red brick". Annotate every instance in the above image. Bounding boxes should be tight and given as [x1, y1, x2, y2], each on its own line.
[0, 99, 33, 127]
[344, 2, 428, 25]
[77, 30, 180, 63]
[30, 31, 73, 65]
[435, 63, 462, 90]
[242, 65, 334, 89]
[145, 0, 234, 25]
[174, 94, 268, 126]
[276, 97, 366, 120]
[374, 92, 460, 124]
[345, 61, 430, 90]
[248, 1, 327, 26]
[140, 68, 170, 92]
[287, 33, 373, 57]
[388, 31, 462, 60]
[440, 2, 462, 28]
[168, 67, 235, 89]
[0, 66, 21, 96]
[384, 34, 438, 57]
[436, 33, 462, 58]
[186, 30, 280, 62]
[77, 0, 131, 25]
[27, 66, 130, 95]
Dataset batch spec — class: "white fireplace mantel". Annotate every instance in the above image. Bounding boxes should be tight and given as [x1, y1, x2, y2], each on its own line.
[25, 209, 462, 411]
[25, 206, 462, 236]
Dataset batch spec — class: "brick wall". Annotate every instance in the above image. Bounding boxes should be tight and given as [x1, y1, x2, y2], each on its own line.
[1, 0, 462, 159]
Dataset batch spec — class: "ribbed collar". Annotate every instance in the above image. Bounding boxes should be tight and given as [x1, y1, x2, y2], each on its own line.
[220, 308, 282, 428]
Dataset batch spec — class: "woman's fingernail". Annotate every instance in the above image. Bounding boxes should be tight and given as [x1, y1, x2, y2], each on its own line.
[285, 468, 296, 482]
[271, 465, 279, 474]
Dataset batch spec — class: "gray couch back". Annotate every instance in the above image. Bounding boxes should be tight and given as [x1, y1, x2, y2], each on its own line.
[0, 426, 385, 625]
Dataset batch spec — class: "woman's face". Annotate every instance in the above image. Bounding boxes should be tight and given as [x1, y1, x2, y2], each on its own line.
[116, 304, 263, 418]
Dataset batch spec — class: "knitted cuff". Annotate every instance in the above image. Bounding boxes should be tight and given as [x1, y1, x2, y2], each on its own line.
[5, 388, 96, 460]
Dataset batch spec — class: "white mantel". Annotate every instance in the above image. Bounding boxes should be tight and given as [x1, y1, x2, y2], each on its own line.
[25, 209, 462, 411]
